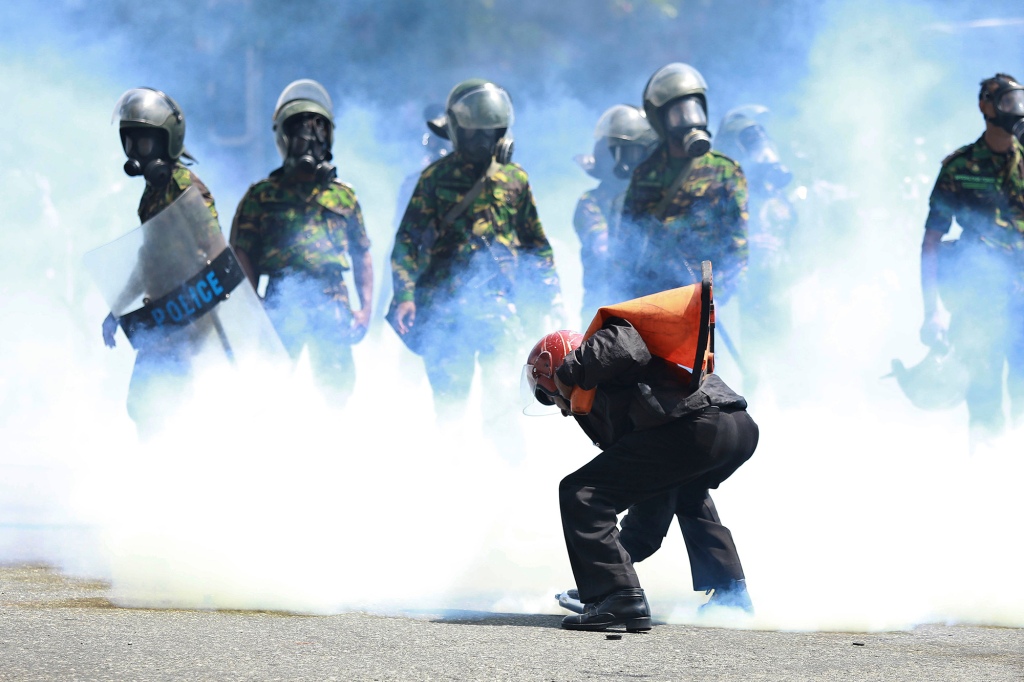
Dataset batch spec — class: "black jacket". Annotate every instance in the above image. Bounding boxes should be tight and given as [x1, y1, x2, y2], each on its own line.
[555, 317, 746, 449]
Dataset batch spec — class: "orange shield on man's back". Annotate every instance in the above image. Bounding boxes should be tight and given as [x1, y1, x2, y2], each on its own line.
[570, 261, 714, 415]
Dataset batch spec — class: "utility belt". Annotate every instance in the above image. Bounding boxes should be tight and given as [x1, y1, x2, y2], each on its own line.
[265, 265, 351, 305]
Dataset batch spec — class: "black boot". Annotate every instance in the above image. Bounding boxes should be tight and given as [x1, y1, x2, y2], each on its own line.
[561, 588, 652, 632]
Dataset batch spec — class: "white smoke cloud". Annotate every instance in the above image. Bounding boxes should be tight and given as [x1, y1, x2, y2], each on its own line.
[1, 0, 1022, 632]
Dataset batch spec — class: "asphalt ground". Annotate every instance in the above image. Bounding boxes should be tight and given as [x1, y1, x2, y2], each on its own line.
[1, 565, 1022, 682]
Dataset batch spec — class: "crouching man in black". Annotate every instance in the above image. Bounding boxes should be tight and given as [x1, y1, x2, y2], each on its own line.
[524, 319, 758, 631]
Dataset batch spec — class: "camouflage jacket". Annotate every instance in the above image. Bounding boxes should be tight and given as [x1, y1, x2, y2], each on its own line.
[229, 169, 370, 305]
[925, 135, 1024, 261]
[574, 179, 627, 312]
[232, 168, 372, 274]
[138, 165, 220, 276]
[616, 145, 748, 298]
[125, 164, 221, 310]
[391, 154, 561, 317]
[138, 163, 218, 224]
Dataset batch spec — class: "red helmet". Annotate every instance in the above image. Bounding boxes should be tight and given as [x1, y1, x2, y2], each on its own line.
[525, 330, 583, 404]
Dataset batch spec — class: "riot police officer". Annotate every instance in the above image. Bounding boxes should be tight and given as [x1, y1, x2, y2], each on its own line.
[389, 78, 562, 420]
[574, 104, 657, 320]
[920, 73, 1024, 443]
[614, 63, 748, 301]
[230, 79, 373, 407]
[715, 106, 797, 389]
[103, 87, 221, 436]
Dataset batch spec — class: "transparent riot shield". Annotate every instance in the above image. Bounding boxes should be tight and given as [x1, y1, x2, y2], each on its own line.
[84, 186, 286, 365]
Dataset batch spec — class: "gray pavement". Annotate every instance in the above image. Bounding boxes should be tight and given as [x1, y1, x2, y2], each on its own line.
[1, 565, 1022, 681]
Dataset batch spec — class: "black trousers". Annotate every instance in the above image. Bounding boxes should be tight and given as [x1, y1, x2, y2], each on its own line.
[559, 406, 758, 604]
[619, 487, 744, 592]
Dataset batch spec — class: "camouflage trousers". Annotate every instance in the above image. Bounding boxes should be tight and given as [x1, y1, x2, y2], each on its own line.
[265, 268, 356, 407]
[941, 244, 1024, 436]
[419, 303, 524, 421]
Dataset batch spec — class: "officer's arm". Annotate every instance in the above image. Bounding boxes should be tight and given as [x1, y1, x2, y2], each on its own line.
[515, 182, 561, 303]
[719, 165, 750, 297]
[573, 193, 608, 255]
[390, 175, 433, 304]
[919, 170, 955, 346]
[556, 318, 651, 390]
[229, 190, 261, 290]
[921, 227, 945, 319]
[345, 201, 374, 327]
[921, 173, 955, 320]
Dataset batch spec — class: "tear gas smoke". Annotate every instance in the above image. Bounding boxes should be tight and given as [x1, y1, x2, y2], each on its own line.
[1, 0, 1022, 631]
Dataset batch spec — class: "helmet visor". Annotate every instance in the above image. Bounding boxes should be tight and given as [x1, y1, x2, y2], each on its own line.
[520, 364, 560, 416]
[274, 79, 334, 122]
[606, 141, 647, 171]
[112, 88, 177, 127]
[738, 124, 781, 164]
[594, 105, 651, 142]
[646, 63, 708, 108]
[449, 85, 514, 130]
[995, 88, 1024, 117]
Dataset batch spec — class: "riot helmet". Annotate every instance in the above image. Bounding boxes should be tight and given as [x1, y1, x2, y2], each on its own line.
[273, 79, 336, 182]
[980, 73, 1024, 141]
[593, 104, 659, 179]
[112, 87, 188, 187]
[420, 102, 452, 164]
[444, 79, 515, 164]
[643, 63, 712, 157]
[716, 105, 793, 191]
[521, 329, 583, 413]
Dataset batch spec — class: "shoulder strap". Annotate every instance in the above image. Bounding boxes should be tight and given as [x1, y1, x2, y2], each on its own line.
[652, 158, 695, 220]
[441, 160, 500, 228]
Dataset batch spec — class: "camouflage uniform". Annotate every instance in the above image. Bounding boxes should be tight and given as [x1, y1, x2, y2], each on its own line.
[614, 145, 748, 300]
[126, 163, 220, 432]
[926, 135, 1024, 431]
[391, 153, 561, 405]
[573, 179, 627, 319]
[230, 168, 371, 401]
[139, 163, 217, 223]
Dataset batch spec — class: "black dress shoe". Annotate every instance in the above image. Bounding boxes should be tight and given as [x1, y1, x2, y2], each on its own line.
[561, 588, 652, 632]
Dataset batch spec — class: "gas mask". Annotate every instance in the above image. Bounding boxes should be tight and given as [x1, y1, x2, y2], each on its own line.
[985, 82, 1024, 141]
[121, 127, 172, 187]
[609, 142, 649, 179]
[663, 96, 711, 157]
[737, 124, 793, 190]
[283, 113, 335, 182]
[455, 127, 514, 164]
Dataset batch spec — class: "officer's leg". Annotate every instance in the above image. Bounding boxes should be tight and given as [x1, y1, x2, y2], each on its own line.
[1006, 303, 1024, 428]
[421, 315, 476, 420]
[951, 311, 1006, 438]
[262, 271, 310, 361]
[618, 492, 677, 563]
[306, 334, 355, 408]
[126, 347, 192, 440]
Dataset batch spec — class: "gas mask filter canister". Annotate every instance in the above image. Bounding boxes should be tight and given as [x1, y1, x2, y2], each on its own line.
[664, 96, 711, 157]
